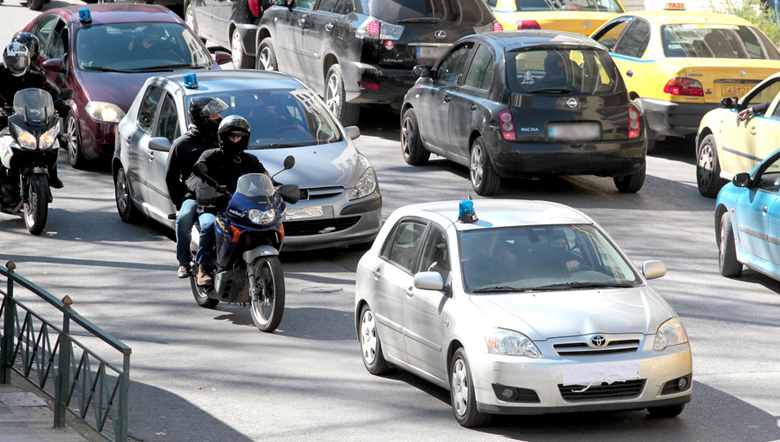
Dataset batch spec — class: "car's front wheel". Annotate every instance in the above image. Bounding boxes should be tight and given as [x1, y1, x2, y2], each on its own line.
[325, 64, 361, 127]
[401, 108, 429, 165]
[184, 3, 205, 43]
[469, 137, 500, 196]
[697, 134, 724, 198]
[358, 304, 393, 375]
[231, 27, 254, 69]
[719, 212, 742, 277]
[255, 38, 278, 71]
[450, 348, 490, 427]
[65, 111, 89, 169]
[114, 166, 142, 223]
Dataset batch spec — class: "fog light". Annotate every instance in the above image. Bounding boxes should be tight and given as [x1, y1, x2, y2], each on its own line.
[677, 377, 689, 390]
[501, 388, 517, 401]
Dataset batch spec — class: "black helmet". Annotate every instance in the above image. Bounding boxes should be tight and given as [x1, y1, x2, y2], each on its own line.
[12, 32, 41, 64]
[3, 42, 32, 77]
[218, 115, 251, 156]
[188, 96, 228, 125]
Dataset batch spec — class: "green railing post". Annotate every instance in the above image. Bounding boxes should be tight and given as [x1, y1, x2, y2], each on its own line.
[118, 354, 130, 442]
[54, 295, 73, 428]
[1, 261, 17, 384]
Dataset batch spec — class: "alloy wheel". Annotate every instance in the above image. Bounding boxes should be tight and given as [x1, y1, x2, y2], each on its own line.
[401, 117, 414, 157]
[325, 73, 341, 117]
[115, 168, 131, 215]
[697, 143, 714, 191]
[258, 47, 274, 70]
[470, 145, 484, 188]
[360, 310, 378, 364]
[66, 116, 79, 164]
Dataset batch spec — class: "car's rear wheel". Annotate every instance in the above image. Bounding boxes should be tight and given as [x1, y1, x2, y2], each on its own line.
[647, 403, 685, 418]
[469, 137, 500, 196]
[325, 64, 361, 127]
[65, 111, 88, 169]
[231, 27, 254, 69]
[450, 348, 490, 427]
[614, 162, 645, 193]
[697, 134, 724, 198]
[184, 3, 206, 43]
[401, 108, 429, 165]
[358, 304, 393, 375]
[114, 166, 142, 223]
[719, 212, 742, 277]
[255, 38, 278, 71]
[27, 0, 43, 11]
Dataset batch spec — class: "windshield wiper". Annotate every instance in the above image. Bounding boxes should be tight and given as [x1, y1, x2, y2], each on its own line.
[530, 87, 574, 94]
[531, 282, 635, 290]
[127, 63, 193, 72]
[397, 17, 442, 23]
[472, 286, 527, 293]
[82, 66, 134, 73]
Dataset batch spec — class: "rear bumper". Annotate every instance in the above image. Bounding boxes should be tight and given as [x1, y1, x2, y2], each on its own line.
[637, 98, 717, 139]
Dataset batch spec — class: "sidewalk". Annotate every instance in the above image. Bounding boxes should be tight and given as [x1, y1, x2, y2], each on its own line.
[0, 381, 91, 442]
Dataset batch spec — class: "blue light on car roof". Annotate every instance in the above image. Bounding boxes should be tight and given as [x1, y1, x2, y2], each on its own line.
[184, 73, 198, 89]
[79, 7, 92, 23]
[458, 200, 478, 223]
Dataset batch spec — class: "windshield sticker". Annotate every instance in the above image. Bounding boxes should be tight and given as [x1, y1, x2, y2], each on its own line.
[521, 70, 536, 85]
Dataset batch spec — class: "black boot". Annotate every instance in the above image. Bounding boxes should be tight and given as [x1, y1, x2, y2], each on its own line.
[49, 165, 63, 189]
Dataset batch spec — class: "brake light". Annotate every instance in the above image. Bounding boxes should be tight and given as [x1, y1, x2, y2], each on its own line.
[517, 20, 541, 30]
[493, 20, 503, 32]
[628, 105, 642, 140]
[499, 110, 516, 141]
[663, 77, 704, 96]
[248, 0, 260, 16]
[358, 81, 380, 90]
[366, 20, 380, 36]
[357, 17, 405, 41]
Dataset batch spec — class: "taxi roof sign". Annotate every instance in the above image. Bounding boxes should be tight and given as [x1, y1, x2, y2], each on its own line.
[664, 2, 686, 10]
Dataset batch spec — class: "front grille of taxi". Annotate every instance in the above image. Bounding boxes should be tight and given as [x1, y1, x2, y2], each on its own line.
[553, 339, 640, 356]
[283, 217, 360, 236]
[558, 379, 645, 402]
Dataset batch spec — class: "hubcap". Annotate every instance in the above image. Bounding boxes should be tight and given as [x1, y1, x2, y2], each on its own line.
[232, 31, 242, 69]
[698, 144, 714, 189]
[259, 47, 274, 70]
[326, 73, 340, 117]
[185, 7, 194, 30]
[402, 117, 413, 156]
[67, 117, 78, 162]
[116, 169, 130, 214]
[470, 145, 483, 188]
[451, 358, 468, 417]
[719, 223, 727, 267]
[360, 310, 378, 364]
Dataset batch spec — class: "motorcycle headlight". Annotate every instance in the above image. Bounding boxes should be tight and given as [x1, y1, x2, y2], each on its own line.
[245, 208, 278, 225]
[653, 317, 689, 351]
[486, 329, 542, 358]
[350, 155, 377, 200]
[85, 101, 125, 123]
[39, 122, 60, 150]
[12, 123, 37, 149]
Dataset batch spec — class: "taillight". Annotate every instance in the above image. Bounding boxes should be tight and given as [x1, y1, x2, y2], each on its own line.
[628, 105, 642, 140]
[517, 20, 541, 30]
[366, 20, 380, 36]
[357, 17, 404, 40]
[493, 20, 503, 32]
[248, 0, 260, 16]
[499, 110, 516, 141]
[663, 77, 704, 96]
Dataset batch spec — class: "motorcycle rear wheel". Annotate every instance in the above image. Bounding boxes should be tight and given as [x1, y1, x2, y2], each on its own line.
[250, 256, 285, 333]
[23, 175, 48, 235]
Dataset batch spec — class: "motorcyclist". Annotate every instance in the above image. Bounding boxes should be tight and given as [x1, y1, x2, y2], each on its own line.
[165, 96, 227, 279]
[187, 115, 269, 287]
[0, 34, 65, 189]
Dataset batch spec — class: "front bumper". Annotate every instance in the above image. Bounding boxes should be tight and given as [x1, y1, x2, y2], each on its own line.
[345, 64, 418, 109]
[470, 340, 692, 415]
[79, 117, 117, 160]
[638, 97, 718, 139]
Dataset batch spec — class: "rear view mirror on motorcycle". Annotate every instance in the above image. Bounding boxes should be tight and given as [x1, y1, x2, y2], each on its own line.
[278, 184, 300, 204]
[283, 155, 295, 171]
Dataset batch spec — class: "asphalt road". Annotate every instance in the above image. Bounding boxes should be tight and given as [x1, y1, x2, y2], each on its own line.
[1, 2, 779, 441]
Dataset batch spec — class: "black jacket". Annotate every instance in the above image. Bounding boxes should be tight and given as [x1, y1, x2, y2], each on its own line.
[165, 124, 219, 209]
[0, 67, 64, 130]
[186, 148, 268, 213]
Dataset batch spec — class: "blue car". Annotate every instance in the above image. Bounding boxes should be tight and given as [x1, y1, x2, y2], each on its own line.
[715, 148, 780, 278]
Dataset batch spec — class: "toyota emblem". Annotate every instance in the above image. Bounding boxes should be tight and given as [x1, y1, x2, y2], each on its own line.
[739, 70, 748, 77]
[567, 98, 578, 108]
[590, 335, 607, 347]
[435, 30, 447, 39]
[582, 21, 593, 28]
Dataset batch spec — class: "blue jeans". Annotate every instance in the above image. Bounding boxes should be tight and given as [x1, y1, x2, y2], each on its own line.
[175, 199, 198, 266]
[196, 212, 217, 267]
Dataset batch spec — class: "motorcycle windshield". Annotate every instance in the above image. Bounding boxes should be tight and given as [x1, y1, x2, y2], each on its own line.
[13, 88, 55, 126]
[235, 173, 276, 198]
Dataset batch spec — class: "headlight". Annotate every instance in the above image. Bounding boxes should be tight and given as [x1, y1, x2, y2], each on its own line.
[245, 208, 277, 225]
[653, 317, 688, 351]
[85, 101, 125, 123]
[350, 155, 377, 200]
[486, 329, 541, 358]
[12, 123, 37, 149]
[39, 122, 60, 150]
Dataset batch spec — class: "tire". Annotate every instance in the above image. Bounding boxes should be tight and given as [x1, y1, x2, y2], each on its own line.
[255, 38, 278, 71]
[400, 108, 429, 165]
[190, 274, 219, 308]
[114, 166, 143, 223]
[325, 64, 361, 127]
[231, 27, 254, 69]
[469, 136, 500, 196]
[450, 348, 491, 428]
[184, 3, 204, 42]
[719, 212, 743, 277]
[614, 161, 646, 193]
[358, 304, 393, 375]
[250, 256, 285, 332]
[27, 0, 43, 11]
[23, 175, 48, 235]
[647, 403, 685, 418]
[65, 112, 88, 169]
[697, 134, 724, 198]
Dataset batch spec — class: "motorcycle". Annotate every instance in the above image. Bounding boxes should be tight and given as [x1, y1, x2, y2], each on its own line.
[0, 88, 71, 235]
[189, 155, 300, 333]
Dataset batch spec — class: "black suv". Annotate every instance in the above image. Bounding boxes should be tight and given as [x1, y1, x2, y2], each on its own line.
[255, 0, 499, 125]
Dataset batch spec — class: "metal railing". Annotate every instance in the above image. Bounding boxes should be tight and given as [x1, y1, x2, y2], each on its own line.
[0, 260, 131, 442]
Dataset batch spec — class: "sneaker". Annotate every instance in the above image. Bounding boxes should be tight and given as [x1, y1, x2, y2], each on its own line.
[177, 264, 191, 279]
[197, 265, 213, 287]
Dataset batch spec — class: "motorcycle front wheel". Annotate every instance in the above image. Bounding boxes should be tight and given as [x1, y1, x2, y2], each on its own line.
[23, 174, 48, 235]
[250, 256, 285, 333]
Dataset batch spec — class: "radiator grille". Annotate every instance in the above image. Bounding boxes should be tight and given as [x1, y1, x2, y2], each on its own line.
[559, 379, 645, 402]
[554, 339, 640, 356]
[283, 216, 360, 236]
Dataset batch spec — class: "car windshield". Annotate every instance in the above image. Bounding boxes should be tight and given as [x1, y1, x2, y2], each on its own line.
[368, 0, 488, 23]
[506, 48, 622, 95]
[187, 89, 343, 149]
[513, 0, 623, 13]
[75, 22, 212, 71]
[661, 24, 780, 59]
[459, 225, 640, 293]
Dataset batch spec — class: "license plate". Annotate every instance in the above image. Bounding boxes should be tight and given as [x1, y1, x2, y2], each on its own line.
[721, 85, 751, 97]
[563, 362, 640, 386]
[547, 122, 601, 141]
[284, 206, 323, 221]
[415, 46, 448, 61]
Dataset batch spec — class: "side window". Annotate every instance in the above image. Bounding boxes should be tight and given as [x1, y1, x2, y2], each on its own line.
[153, 93, 180, 142]
[757, 157, 780, 191]
[297, 0, 317, 9]
[45, 20, 69, 59]
[343, 0, 356, 14]
[748, 81, 780, 108]
[31, 15, 59, 57]
[317, 0, 339, 11]
[137, 86, 165, 134]
[437, 43, 475, 84]
[416, 226, 450, 283]
[381, 220, 427, 272]
[464, 45, 494, 90]
[594, 19, 630, 52]
[614, 19, 650, 58]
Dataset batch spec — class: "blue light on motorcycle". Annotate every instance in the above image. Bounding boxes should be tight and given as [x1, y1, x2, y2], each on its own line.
[458, 200, 478, 223]
[79, 7, 92, 23]
[184, 73, 198, 89]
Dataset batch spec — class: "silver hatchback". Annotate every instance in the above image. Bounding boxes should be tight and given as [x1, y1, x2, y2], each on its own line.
[112, 70, 381, 250]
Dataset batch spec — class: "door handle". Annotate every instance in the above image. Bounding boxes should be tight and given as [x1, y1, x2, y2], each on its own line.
[750, 127, 757, 135]
[405, 286, 414, 297]
[147, 152, 154, 161]
[298, 18, 306, 26]
[470, 103, 478, 111]
[443, 95, 451, 103]
[626, 70, 634, 77]
[325, 23, 334, 31]
[372, 269, 381, 279]
[764, 205, 769, 213]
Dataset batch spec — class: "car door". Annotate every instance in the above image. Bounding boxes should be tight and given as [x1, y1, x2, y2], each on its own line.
[403, 223, 449, 381]
[40, 19, 70, 93]
[29, 13, 60, 67]
[609, 18, 651, 93]
[299, 0, 340, 90]
[128, 84, 166, 208]
[722, 79, 780, 174]
[146, 90, 183, 218]
[735, 155, 780, 264]
[592, 17, 644, 87]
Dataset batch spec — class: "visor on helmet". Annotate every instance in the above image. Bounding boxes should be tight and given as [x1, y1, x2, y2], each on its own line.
[199, 97, 228, 118]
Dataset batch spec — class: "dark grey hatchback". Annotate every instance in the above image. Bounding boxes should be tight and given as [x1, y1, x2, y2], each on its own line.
[401, 31, 647, 196]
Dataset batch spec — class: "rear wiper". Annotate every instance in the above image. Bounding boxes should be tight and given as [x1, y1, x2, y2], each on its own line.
[531, 282, 635, 290]
[530, 87, 573, 94]
[127, 63, 193, 72]
[398, 17, 442, 23]
[472, 286, 526, 293]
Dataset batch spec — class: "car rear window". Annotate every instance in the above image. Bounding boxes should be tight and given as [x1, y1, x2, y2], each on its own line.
[513, 0, 623, 12]
[661, 24, 780, 59]
[506, 48, 622, 95]
[368, 0, 491, 24]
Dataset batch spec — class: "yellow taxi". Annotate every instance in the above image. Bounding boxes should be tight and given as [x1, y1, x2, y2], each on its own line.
[487, 0, 626, 34]
[590, 4, 780, 151]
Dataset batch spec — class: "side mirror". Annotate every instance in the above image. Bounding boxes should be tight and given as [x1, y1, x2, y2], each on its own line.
[414, 272, 444, 291]
[279, 184, 300, 204]
[642, 260, 666, 280]
[148, 136, 172, 152]
[719, 97, 738, 109]
[283, 155, 295, 170]
[733, 172, 751, 188]
[41, 58, 64, 73]
[214, 51, 232, 65]
[344, 126, 360, 140]
[413, 65, 430, 78]
[60, 88, 74, 101]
